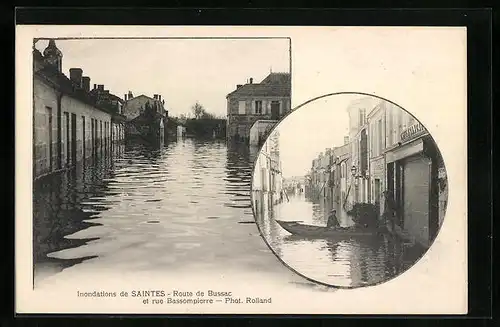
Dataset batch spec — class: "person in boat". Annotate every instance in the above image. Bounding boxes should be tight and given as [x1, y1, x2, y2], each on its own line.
[326, 209, 340, 229]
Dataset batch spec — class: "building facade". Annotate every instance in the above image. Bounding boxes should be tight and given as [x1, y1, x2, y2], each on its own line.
[33, 40, 126, 180]
[252, 129, 283, 206]
[122, 93, 168, 142]
[383, 101, 447, 248]
[367, 101, 387, 217]
[330, 142, 351, 213]
[226, 73, 291, 144]
[346, 96, 380, 207]
[301, 96, 448, 248]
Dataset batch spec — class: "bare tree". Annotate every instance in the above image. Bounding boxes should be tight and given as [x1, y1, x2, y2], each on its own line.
[191, 102, 206, 119]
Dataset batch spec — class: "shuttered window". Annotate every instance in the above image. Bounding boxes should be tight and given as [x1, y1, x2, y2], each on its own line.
[238, 101, 246, 115]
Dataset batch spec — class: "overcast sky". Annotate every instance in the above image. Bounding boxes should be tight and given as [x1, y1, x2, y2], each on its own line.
[35, 38, 290, 117]
[278, 93, 365, 179]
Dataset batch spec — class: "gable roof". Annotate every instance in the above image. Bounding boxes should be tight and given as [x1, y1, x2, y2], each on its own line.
[226, 72, 291, 98]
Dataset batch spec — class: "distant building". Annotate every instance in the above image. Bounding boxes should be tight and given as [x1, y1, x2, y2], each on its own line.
[122, 92, 168, 142]
[33, 39, 126, 179]
[122, 93, 167, 120]
[226, 72, 291, 144]
[330, 142, 351, 213]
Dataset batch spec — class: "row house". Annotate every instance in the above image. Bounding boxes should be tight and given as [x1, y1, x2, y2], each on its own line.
[329, 140, 351, 213]
[344, 97, 448, 248]
[380, 101, 447, 248]
[226, 73, 291, 145]
[252, 129, 283, 208]
[346, 96, 381, 207]
[308, 148, 336, 199]
[304, 96, 448, 248]
[33, 40, 126, 180]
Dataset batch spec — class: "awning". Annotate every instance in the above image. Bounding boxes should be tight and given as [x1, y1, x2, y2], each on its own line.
[385, 138, 424, 163]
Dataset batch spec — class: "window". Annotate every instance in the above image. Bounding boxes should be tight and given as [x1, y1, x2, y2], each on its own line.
[378, 119, 383, 155]
[254, 100, 263, 114]
[64, 112, 70, 165]
[238, 101, 246, 115]
[359, 109, 366, 127]
[388, 110, 394, 145]
[82, 116, 86, 157]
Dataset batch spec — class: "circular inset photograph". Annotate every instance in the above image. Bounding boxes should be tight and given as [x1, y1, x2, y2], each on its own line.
[251, 93, 449, 288]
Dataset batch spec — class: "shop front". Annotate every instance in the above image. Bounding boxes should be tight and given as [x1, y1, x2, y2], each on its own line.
[385, 123, 442, 248]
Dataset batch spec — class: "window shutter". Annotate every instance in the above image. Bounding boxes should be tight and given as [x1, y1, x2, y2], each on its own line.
[252, 101, 256, 114]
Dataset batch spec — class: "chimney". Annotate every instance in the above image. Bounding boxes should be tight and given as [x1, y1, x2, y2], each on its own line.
[236, 84, 242, 89]
[81, 76, 90, 92]
[158, 95, 161, 102]
[128, 91, 133, 99]
[249, 78, 253, 84]
[344, 136, 349, 145]
[154, 94, 158, 100]
[94, 84, 97, 90]
[69, 68, 83, 88]
[98, 84, 104, 91]
[124, 94, 128, 101]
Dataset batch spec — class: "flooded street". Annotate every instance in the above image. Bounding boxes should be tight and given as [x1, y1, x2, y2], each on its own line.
[254, 191, 428, 288]
[33, 138, 305, 287]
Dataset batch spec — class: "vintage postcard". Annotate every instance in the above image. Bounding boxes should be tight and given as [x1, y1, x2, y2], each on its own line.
[16, 25, 467, 314]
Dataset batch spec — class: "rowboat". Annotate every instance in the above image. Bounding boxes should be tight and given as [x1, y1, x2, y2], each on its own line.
[274, 220, 383, 239]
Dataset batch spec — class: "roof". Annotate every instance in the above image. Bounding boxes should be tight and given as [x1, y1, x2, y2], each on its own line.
[34, 60, 115, 115]
[226, 72, 291, 98]
[126, 95, 165, 110]
[261, 72, 290, 85]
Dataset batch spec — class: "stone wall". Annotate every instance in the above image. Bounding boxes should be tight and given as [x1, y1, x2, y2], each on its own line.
[33, 77, 59, 177]
[61, 93, 113, 166]
[33, 76, 122, 179]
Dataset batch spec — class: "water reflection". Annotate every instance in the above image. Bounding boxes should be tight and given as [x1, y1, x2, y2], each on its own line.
[33, 138, 276, 286]
[253, 192, 427, 288]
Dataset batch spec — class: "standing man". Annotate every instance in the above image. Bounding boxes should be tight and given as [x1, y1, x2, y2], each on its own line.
[383, 190, 396, 232]
[327, 209, 340, 229]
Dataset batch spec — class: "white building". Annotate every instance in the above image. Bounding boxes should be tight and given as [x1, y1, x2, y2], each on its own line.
[252, 129, 283, 206]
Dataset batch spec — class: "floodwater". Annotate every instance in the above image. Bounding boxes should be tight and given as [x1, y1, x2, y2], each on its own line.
[33, 138, 310, 288]
[253, 191, 428, 288]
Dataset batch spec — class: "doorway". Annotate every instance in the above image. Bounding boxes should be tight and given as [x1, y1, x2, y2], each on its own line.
[270, 101, 280, 120]
[71, 113, 77, 165]
[64, 112, 70, 167]
[82, 116, 86, 159]
[374, 178, 381, 213]
[46, 107, 53, 171]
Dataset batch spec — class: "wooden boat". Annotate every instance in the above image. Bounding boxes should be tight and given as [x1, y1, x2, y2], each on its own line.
[274, 220, 383, 239]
